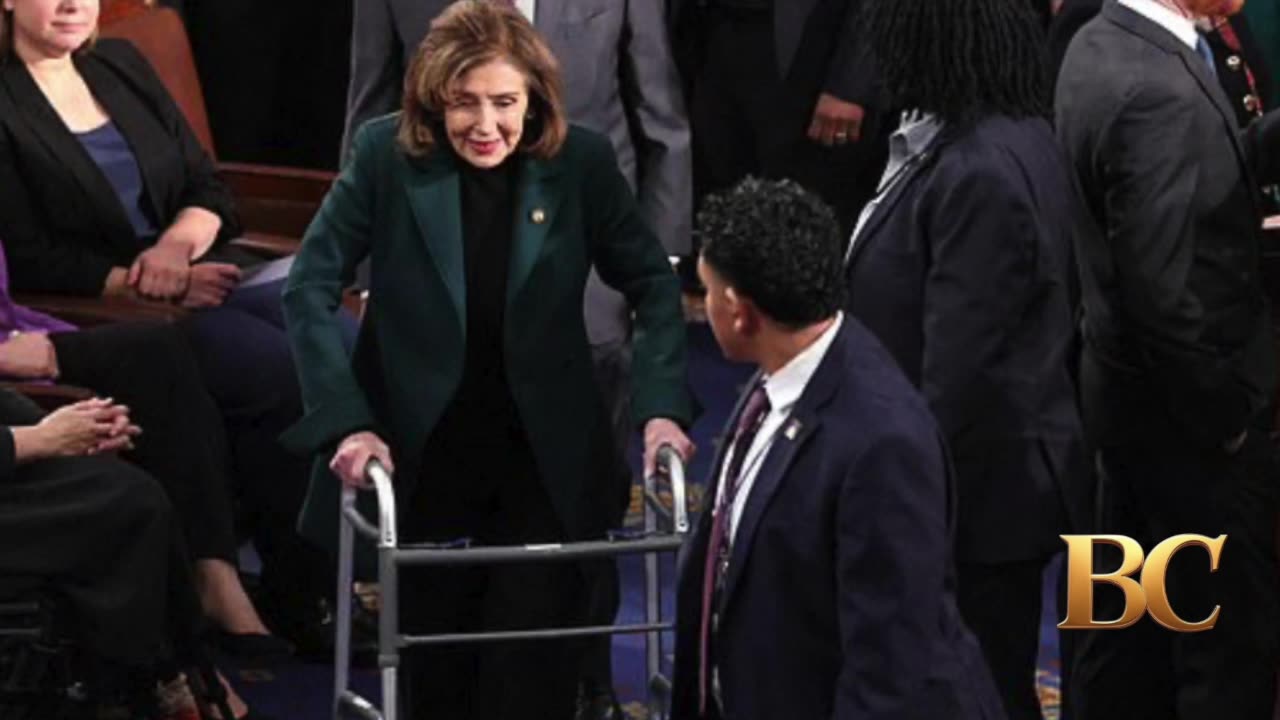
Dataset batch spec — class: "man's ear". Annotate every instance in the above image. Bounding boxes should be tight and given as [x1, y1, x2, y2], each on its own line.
[725, 286, 757, 335]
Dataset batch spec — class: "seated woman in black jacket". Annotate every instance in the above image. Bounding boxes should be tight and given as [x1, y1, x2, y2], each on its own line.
[0, 388, 264, 719]
[0, 0, 334, 650]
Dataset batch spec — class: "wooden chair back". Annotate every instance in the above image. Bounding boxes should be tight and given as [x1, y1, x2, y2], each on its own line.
[100, 5, 217, 158]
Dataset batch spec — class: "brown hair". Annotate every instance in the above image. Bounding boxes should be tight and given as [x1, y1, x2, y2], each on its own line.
[398, 0, 567, 160]
[0, 2, 101, 64]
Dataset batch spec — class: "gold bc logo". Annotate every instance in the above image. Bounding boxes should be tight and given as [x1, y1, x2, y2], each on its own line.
[1058, 534, 1227, 632]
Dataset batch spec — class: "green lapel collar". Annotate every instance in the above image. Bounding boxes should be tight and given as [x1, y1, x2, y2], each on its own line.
[405, 152, 466, 335]
[507, 154, 565, 310]
[402, 150, 566, 330]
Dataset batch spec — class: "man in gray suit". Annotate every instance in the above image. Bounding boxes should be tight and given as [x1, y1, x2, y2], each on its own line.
[1057, 0, 1280, 717]
[342, 1, 692, 718]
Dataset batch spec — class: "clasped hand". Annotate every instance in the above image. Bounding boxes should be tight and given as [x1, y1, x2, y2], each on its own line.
[128, 241, 191, 300]
[32, 398, 141, 458]
[126, 243, 241, 308]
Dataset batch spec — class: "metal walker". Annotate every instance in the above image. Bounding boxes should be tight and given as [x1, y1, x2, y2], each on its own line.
[332, 446, 690, 720]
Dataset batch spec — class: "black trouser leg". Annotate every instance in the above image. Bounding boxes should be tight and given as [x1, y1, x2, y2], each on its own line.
[957, 557, 1049, 720]
[0, 455, 176, 666]
[690, 11, 773, 206]
[691, 10, 885, 237]
[51, 324, 239, 564]
[401, 430, 585, 720]
[175, 298, 332, 608]
[1070, 426, 1279, 720]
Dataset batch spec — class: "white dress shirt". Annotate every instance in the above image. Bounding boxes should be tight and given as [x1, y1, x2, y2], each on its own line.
[1117, 0, 1199, 49]
[516, 0, 537, 22]
[714, 313, 845, 546]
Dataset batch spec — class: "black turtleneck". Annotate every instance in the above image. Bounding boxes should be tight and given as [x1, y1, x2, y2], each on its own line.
[436, 153, 523, 444]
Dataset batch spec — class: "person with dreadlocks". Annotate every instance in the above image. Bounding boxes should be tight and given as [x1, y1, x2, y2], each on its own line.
[1057, 0, 1280, 715]
[842, 0, 1088, 718]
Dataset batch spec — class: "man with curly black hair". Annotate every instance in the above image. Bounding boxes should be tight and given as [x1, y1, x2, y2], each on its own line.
[669, 178, 1002, 720]
[843, 0, 1087, 716]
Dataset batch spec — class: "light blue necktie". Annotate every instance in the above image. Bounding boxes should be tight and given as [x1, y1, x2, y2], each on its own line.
[1195, 34, 1218, 79]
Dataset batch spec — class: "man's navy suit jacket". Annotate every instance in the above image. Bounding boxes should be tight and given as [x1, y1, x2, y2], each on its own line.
[670, 319, 1003, 720]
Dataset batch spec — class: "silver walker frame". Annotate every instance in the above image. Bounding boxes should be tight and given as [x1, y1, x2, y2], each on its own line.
[332, 446, 690, 720]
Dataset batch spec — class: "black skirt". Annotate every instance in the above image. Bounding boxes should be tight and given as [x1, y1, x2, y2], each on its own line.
[0, 454, 201, 667]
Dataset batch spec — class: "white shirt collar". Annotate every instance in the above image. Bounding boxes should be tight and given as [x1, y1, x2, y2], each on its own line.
[1117, 0, 1200, 49]
[892, 110, 944, 160]
[761, 313, 844, 415]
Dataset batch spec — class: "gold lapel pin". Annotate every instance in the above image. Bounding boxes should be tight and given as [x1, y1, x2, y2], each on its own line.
[530, 208, 547, 224]
[784, 419, 802, 440]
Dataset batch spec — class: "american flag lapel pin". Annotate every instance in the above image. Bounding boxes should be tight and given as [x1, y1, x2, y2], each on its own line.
[784, 419, 801, 440]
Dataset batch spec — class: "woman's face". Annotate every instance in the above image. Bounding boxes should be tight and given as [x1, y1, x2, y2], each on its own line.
[6, 0, 98, 60]
[443, 58, 530, 169]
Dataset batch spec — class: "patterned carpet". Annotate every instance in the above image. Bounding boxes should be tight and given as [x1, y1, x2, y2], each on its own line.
[228, 323, 1064, 718]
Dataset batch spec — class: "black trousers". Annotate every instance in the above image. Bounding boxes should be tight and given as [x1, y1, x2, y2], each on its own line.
[690, 9, 886, 234]
[51, 323, 239, 564]
[178, 283, 335, 604]
[956, 557, 1050, 720]
[1068, 403, 1280, 718]
[0, 453, 202, 668]
[53, 320, 328, 606]
[400, 426, 586, 720]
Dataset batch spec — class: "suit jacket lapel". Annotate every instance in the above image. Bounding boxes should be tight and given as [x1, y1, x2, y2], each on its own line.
[77, 53, 167, 228]
[721, 323, 848, 608]
[844, 144, 938, 271]
[1104, 3, 1243, 159]
[506, 155, 564, 309]
[1, 63, 135, 243]
[405, 154, 466, 334]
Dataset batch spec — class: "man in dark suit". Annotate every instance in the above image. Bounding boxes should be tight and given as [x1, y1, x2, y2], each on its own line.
[842, 1, 1087, 717]
[1057, 0, 1280, 716]
[1050, 0, 1275, 124]
[671, 177, 1002, 720]
[670, 0, 888, 233]
[340, 3, 692, 713]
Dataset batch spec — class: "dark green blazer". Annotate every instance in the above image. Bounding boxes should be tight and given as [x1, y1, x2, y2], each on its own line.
[281, 116, 692, 564]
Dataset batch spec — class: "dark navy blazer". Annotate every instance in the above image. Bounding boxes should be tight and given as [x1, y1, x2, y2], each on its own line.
[670, 319, 1003, 720]
[844, 115, 1089, 562]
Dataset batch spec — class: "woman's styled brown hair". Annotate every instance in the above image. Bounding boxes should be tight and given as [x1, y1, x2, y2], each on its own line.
[398, 0, 567, 160]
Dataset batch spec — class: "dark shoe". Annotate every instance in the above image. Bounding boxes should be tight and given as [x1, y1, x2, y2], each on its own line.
[206, 631, 293, 666]
[575, 681, 624, 720]
[260, 594, 378, 666]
